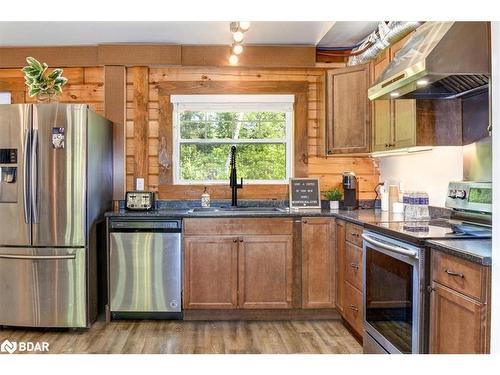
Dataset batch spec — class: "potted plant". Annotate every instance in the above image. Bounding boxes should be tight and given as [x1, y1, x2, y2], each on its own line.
[324, 187, 343, 210]
[22, 57, 68, 103]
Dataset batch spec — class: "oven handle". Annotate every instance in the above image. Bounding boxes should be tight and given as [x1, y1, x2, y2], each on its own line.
[362, 233, 418, 258]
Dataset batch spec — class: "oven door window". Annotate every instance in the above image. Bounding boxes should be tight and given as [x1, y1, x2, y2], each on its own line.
[365, 247, 414, 353]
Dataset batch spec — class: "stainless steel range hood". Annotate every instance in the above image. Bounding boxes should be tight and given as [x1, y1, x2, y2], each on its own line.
[368, 22, 490, 100]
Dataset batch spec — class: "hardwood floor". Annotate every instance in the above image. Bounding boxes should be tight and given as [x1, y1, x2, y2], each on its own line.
[0, 319, 362, 354]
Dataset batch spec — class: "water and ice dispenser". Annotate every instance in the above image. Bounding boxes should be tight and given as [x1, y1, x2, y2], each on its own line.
[0, 148, 18, 203]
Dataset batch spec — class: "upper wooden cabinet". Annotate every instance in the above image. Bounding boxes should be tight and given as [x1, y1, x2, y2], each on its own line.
[326, 64, 371, 154]
[301, 218, 336, 309]
[371, 32, 463, 152]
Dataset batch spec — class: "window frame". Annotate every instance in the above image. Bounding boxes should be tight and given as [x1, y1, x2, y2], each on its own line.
[171, 94, 294, 185]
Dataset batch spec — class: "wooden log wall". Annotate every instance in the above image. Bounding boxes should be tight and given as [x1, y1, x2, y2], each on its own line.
[0, 67, 104, 113]
[125, 67, 380, 200]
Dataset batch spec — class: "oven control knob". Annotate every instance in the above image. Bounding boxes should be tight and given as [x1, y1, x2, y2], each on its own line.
[448, 189, 456, 198]
[456, 189, 467, 199]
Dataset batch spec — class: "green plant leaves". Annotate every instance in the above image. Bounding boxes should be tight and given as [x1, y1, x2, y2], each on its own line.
[21, 57, 68, 98]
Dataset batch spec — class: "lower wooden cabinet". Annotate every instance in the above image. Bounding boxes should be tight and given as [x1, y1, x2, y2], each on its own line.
[429, 281, 487, 354]
[343, 280, 363, 336]
[183, 236, 238, 309]
[183, 219, 294, 311]
[301, 218, 336, 308]
[239, 235, 293, 309]
[335, 219, 364, 338]
[335, 220, 346, 314]
[429, 251, 491, 354]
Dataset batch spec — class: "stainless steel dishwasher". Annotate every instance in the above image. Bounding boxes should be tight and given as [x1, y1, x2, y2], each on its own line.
[108, 219, 182, 319]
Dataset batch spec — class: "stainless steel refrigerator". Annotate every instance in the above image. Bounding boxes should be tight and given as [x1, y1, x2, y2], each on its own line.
[0, 103, 112, 328]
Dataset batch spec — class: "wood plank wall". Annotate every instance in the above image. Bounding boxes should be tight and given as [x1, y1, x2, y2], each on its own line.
[125, 67, 380, 200]
[0, 67, 104, 113]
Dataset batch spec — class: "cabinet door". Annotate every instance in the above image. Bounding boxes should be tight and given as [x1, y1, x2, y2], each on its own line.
[183, 236, 238, 309]
[327, 64, 371, 154]
[393, 100, 416, 148]
[429, 282, 487, 354]
[335, 220, 346, 315]
[238, 235, 293, 309]
[372, 50, 393, 152]
[302, 218, 335, 308]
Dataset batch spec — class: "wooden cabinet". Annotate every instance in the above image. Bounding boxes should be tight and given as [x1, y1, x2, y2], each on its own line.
[183, 218, 294, 311]
[239, 235, 293, 309]
[371, 32, 462, 152]
[326, 64, 371, 154]
[335, 219, 364, 338]
[335, 220, 346, 314]
[429, 252, 491, 354]
[184, 236, 238, 309]
[301, 218, 336, 308]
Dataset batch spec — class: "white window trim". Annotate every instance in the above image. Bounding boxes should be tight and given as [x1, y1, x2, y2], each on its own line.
[172, 94, 294, 185]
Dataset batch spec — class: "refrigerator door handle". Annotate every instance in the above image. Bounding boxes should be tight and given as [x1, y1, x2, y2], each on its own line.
[0, 254, 76, 260]
[23, 129, 30, 224]
[31, 129, 39, 223]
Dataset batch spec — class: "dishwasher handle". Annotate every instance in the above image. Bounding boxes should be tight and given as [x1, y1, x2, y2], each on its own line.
[109, 220, 182, 232]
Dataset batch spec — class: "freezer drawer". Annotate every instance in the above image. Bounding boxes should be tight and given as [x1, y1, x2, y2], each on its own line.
[109, 231, 182, 312]
[0, 247, 87, 328]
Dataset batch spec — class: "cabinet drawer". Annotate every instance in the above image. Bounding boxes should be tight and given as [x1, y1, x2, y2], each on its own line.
[184, 218, 294, 236]
[343, 281, 363, 336]
[344, 242, 362, 291]
[432, 252, 485, 301]
[345, 222, 363, 247]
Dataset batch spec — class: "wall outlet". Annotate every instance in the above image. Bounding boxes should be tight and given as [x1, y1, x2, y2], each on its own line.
[136, 178, 145, 191]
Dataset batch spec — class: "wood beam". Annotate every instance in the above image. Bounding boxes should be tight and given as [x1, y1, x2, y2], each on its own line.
[181, 45, 316, 67]
[104, 65, 126, 199]
[97, 44, 181, 66]
[1, 45, 315, 68]
[130, 66, 150, 190]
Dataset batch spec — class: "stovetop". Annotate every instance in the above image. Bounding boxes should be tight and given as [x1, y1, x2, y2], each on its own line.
[365, 218, 492, 244]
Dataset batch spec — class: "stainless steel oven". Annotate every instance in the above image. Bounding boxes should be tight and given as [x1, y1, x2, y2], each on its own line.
[362, 231, 428, 354]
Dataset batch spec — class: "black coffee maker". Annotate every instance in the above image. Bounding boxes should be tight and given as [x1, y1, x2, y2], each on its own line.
[342, 171, 358, 210]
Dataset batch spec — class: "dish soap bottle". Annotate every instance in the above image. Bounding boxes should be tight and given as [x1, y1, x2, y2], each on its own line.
[201, 187, 210, 208]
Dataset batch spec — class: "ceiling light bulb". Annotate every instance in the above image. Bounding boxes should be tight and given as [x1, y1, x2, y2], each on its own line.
[239, 21, 251, 31]
[390, 92, 400, 98]
[416, 79, 429, 86]
[233, 31, 244, 43]
[232, 44, 243, 55]
[229, 54, 239, 65]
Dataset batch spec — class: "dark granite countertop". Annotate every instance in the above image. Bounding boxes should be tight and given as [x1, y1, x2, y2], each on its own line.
[105, 207, 407, 226]
[105, 201, 489, 265]
[426, 239, 492, 266]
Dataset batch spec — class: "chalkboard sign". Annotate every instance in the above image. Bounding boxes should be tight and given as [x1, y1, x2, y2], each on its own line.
[289, 178, 321, 209]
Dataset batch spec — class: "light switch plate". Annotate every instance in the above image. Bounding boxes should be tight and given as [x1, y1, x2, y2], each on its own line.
[136, 178, 145, 191]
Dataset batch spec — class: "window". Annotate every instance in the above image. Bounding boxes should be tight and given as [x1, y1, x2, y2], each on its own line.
[172, 95, 294, 184]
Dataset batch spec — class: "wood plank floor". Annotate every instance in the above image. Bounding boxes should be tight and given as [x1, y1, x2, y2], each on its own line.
[0, 319, 362, 354]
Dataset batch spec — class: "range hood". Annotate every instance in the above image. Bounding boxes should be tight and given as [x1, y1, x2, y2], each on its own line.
[368, 22, 490, 100]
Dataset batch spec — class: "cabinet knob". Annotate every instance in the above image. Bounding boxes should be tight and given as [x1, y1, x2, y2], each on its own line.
[233, 239, 238, 243]
[239, 239, 243, 243]
[350, 262, 359, 269]
[302, 220, 308, 224]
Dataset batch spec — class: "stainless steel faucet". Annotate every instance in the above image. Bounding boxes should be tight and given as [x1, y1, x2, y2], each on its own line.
[229, 146, 243, 206]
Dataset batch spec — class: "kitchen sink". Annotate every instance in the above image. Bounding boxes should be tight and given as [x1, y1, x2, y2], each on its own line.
[219, 206, 287, 212]
[188, 206, 287, 213]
